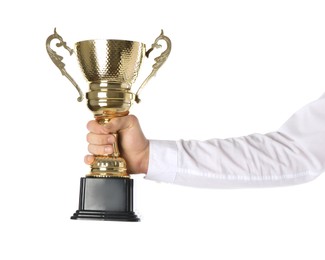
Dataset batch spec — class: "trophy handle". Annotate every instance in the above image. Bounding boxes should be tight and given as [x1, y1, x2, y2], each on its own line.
[46, 28, 84, 102]
[135, 30, 172, 103]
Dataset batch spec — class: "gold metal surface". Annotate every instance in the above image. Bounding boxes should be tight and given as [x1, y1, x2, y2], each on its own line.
[46, 28, 172, 177]
[135, 30, 172, 103]
[46, 28, 84, 102]
[87, 155, 128, 178]
[75, 39, 145, 87]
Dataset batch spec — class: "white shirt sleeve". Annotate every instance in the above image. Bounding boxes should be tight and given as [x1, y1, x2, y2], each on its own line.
[146, 94, 325, 188]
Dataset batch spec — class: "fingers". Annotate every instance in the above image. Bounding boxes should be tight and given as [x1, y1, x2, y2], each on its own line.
[104, 115, 138, 133]
[87, 120, 110, 134]
[88, 143, 113, 155]
[86, 115, 141, 158]
[86, 132, 115, 145]
[84, 155, 94, 165]
[87, 115, 139, 134]
[87, 134, 115, 155]
[86, 121, 117, 155]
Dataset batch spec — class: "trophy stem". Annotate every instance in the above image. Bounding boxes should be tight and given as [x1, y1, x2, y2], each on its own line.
[87, 111, 130, 178]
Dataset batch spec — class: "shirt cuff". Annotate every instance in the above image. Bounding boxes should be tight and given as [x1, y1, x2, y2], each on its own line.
[145, 140, 178, 183]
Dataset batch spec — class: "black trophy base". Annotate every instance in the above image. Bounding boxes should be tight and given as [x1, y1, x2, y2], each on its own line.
[71, 177, 140, 222]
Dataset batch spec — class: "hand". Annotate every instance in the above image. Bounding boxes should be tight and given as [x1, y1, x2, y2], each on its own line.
[85, 115, 149, 174]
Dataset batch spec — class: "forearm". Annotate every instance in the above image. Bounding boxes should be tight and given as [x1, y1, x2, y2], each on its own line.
[146, 133, 322, 188]
[146, 95, 325, 188]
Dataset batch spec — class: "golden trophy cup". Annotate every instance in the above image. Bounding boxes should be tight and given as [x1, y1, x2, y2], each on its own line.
[46, 28, 171, 221]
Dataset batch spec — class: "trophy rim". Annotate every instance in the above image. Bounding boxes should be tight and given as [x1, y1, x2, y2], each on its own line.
[75, 38, 146, 46]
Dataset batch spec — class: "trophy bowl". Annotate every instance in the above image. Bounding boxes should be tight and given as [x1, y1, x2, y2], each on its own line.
[76, 39, 145, 85]
[76, 39, 145, 116]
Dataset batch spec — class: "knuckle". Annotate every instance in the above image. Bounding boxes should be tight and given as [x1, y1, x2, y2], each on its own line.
[106, 119, 116, 129]
[128, 115, 138, 126]
[86, 120, 95, 131]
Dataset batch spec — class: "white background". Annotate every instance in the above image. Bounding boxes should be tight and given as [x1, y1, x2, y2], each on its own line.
[1, 0, 325, 259]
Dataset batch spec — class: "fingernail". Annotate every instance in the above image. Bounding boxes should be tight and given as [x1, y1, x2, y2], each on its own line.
[104, 146, 112, 154]
[108, 135, 115, 143]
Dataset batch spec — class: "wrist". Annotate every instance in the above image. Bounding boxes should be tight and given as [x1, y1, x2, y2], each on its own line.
[139, 140, 149, 174]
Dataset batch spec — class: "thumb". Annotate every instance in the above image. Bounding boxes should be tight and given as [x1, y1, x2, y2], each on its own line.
[105, 115, 140, 133]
